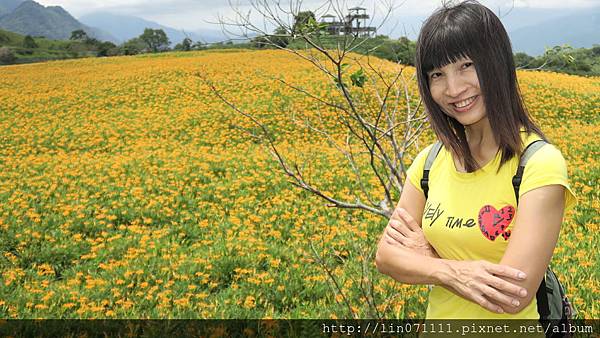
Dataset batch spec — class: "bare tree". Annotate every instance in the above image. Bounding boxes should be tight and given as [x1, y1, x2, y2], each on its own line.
[199, 0, 428, 319]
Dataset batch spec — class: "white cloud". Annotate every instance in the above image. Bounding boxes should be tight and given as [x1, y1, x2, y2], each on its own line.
[511, 0, 598, 8]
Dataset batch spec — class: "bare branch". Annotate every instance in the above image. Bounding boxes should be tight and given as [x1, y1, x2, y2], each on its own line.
[201, 0, 436, 319]
[309, 241, 358, 319]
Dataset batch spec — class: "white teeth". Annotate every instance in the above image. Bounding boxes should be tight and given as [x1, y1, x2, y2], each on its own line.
[453, 96, 476, 108]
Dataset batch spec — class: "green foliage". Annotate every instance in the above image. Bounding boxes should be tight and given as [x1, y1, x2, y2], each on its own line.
[66, 40, 89, 56]
[271, 26, 290, 48]
[0, 29, 84, 64]
[96, 41, 117, 57]
[333, 77, 346, 90]
[542, 45, 576, 68]
[66, 30, 115, 57]
[192, 41, 207, 50]
[174, 37, 193, 51]
[515, 44, 600, 76]
[286, 35, 416, 66]
[121, 37, 146, 55]
[70, 29, 88, 41]
[22, 35, 38, 49]
[0, 31, 9, 44]
[139, 28, 170, 53]
[370, 36, 416, 65]
[251, 26, 291, 49]
[297, 17, 328, 36]
[350, 68, 366, 88]
[251, 35, 270, 49]
[514, 52, 535, 68]
[292, 11, 317, 35]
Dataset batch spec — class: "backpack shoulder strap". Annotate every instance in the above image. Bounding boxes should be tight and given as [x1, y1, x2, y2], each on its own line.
[513, 139, 555, 321]
[511, 139, 548, 205]
[536, 271, 551, 319]
[420, 141, 443, 200]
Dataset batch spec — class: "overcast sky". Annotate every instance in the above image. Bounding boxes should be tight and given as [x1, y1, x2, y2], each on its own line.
[35, 0, 599, 33]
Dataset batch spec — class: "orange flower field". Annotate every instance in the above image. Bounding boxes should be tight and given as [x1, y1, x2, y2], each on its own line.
[0, 50, 597, 319]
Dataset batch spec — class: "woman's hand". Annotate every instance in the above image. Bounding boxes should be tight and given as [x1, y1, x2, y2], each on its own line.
[441, 260, 529, 314]
[380, 206, 528, 314]
[384, 207, 439, 258]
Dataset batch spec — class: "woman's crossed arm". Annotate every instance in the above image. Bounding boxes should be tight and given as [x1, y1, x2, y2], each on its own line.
[374, 179, 539, 314]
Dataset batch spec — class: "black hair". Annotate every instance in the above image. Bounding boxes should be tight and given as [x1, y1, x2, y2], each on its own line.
[415, 0, 546, 172]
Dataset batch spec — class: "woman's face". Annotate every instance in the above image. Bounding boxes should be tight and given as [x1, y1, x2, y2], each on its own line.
[427, 57, 487, 127]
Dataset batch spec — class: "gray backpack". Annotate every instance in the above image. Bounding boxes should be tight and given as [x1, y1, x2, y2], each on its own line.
[420, 140, 574, 334]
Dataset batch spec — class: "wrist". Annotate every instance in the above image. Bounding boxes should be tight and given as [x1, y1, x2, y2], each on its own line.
[420, 246, 437, 258]
[425, 244, 440, 258]
[431, 259, 458, 287]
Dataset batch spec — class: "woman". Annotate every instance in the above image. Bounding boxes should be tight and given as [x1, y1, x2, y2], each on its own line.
[375, 0, 576, 320]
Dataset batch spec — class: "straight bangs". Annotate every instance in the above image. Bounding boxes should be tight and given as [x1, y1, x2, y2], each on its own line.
[419, 15, 483, 73]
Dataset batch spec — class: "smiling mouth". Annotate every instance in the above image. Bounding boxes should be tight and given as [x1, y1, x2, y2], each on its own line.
[452, 95, 478, 108]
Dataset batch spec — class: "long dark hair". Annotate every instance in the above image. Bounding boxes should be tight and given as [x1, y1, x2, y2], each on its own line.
[415, 0, 546, 172]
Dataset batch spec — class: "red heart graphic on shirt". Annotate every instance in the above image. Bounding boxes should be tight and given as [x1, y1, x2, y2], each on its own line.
[478, 205, 515, 241]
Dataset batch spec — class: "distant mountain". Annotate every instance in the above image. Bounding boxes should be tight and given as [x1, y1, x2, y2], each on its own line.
[0, 0, 23, 16]
[509, 8, 600, 56]
[79, 12, 227, 46]
[499, 7, 583, 32]
[0, 0, 116, 42]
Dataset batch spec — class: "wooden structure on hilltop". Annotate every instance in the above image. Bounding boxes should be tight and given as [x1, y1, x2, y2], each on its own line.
[319, 7, 376, 37]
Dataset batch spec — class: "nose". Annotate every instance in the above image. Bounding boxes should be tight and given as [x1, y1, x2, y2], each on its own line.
[444, 74, 467, 98]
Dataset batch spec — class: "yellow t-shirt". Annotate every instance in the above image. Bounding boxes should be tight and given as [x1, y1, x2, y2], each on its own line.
[406, 132, 576, 320]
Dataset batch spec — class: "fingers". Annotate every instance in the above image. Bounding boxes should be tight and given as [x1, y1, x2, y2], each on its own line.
[450, 260, 529, 314]
[485, 261, 527, 281]
[385, 220, 417, 247]
[471, 293, 505, 314]
[483, 262, 528, 298]
[460, 281, 513, 314]
[384, 227, 406, 246]
[396, 208, 421, 232]
[390, 206, 403, 220]
[487, 274, 528, 298]
[478, 283, 522, 310]
[388, 219, 411, 237]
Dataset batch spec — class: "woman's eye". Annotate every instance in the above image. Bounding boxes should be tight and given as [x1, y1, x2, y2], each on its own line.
[430, 72, 442, 79]
[462, 62, 473, 69]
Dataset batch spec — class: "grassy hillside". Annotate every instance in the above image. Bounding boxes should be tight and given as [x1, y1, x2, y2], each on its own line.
[0, 28, 90, 64]
[0, 50, 597, 320]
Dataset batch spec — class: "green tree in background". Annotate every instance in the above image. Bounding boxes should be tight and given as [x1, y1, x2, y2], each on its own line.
[271, 26, 290, 48]
[292, 11, 316, 35]
[121, 37, 146, 55]
[96, 41, 117, 57]
[515, 44, 597, 75]
[139, 28, 170, 53]
[373, 36, 416, 65]
[70, 29, 88, 41]
[174, 37, 192, 51]
[251, 26, 290, 49]
[514, 52, 536, 69]
[0, 32, 9, 44]
[192, 41, 206, 50]
[23, 35, 38, 49]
